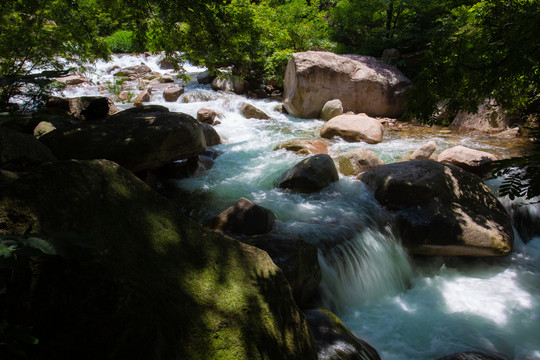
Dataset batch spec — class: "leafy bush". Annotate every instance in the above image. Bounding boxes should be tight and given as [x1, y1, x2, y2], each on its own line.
[105, 30, 135, 53]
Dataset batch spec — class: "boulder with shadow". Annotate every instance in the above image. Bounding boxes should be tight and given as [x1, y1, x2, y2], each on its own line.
[242, 234, 321, 306]
[39, 105, 207, 172]
[360, 160, 513, 256]
[275, 154, 339, 193]
[0, 159, 316, 360]
[207, 197, 276, 236]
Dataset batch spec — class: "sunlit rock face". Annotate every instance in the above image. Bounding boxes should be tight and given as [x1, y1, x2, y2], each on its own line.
[360, 160, 514, 256]
[284, 51, 411, 119]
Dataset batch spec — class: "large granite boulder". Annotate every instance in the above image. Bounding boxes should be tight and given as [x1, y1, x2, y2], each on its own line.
[319, 114, 384, 144]
[0, 159, 316, 360]
[275, 154, 339, 193]
[304, 308, 382, 360]
[283, 51, 412, 119]
[242, 234, 321, 307]
[207, 197, 276, 236]
[360, 160, 513, 256]
[337, 148, 384, 176]
[450, 99, 513, 133]
[0, 128, 57, 170]
[39, 106, 206, 172]
[437, 145, 497, 173]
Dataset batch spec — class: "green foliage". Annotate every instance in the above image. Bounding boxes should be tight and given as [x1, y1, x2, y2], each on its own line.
[0, 0, 111, 107]
[105, 30, 136, 53]
[407, 0, 540, 122]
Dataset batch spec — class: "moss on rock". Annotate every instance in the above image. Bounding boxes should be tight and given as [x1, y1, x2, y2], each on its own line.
[0, 159, 315, 360]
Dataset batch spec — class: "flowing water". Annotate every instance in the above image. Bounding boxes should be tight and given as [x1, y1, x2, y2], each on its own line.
[63, 54, 540, 360]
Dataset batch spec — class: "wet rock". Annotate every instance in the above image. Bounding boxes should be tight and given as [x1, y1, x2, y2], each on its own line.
[197, 108, 222, 124]
[212, 75, 246, 94]
[0, 128, 57, 171]
[242, 234, 321, 306]
[207, 197, 276, 236]
[240, 102, 271, 120]
[409, 141, 437, 160]
[133, 85, 152, 106]
[304, 308, 382, 360]
[275, 139, 329, 155]
[114, 64, 152, 79]
[0, 159, 316, 360]
[201, 122, 222, 146]
[320, 114, 384, 144]
[337, 148, 384, 176]
[54, 71, 88, 86]
[320, 99, 343, 121]
[39, 106, 207, 172]
[284, 51, 411, 119]
[436, 145, 497, 174]
[275, 154, 339, 193]
[361, 160, 514, 256]
[163, 85, 185, 102]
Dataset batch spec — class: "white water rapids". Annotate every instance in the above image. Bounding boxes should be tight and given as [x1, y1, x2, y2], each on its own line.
[62, 54, 540, 360]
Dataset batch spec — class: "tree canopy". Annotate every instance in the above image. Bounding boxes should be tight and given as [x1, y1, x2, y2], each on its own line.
[1, 0, 539, 122]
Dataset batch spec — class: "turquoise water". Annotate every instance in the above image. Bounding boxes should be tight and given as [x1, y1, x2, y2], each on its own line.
[65, 54, 540, 360]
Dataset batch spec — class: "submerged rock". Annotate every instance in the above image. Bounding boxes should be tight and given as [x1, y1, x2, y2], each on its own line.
[319, 114, 384, 144]
[304, 308, 382, 360]
[207, 197, 276, 236]
[361, 160, 514, 256]
[39, 106, 206, 172]
[0, 159, 316, 360]
[275, 154, 339, 193]
[283, 51, 411, 119]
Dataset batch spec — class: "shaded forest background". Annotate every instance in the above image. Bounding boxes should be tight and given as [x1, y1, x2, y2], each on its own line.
[1, 0, 539, 123]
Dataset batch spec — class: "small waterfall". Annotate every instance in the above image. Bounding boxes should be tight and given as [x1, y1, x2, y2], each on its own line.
[318, 227, 414, 313]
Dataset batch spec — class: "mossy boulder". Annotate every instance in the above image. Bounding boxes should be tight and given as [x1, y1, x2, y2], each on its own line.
[242, 234, 321, 307]
[360, 160, 513, 256]
[0, 159, 316, 360]
[39, 106, 207, 172]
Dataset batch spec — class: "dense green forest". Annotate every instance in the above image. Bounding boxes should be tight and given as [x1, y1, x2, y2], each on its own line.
[1, 0, 539, 122]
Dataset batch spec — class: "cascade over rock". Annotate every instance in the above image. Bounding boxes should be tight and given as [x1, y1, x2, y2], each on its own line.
[284, 51, 411, 119]
[360, 160, 514, 256]
[39, 106, 207, 172]
[275, 154, 339, 193]
[0, 159, 316, 360]
[242, 234, 321, 306]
